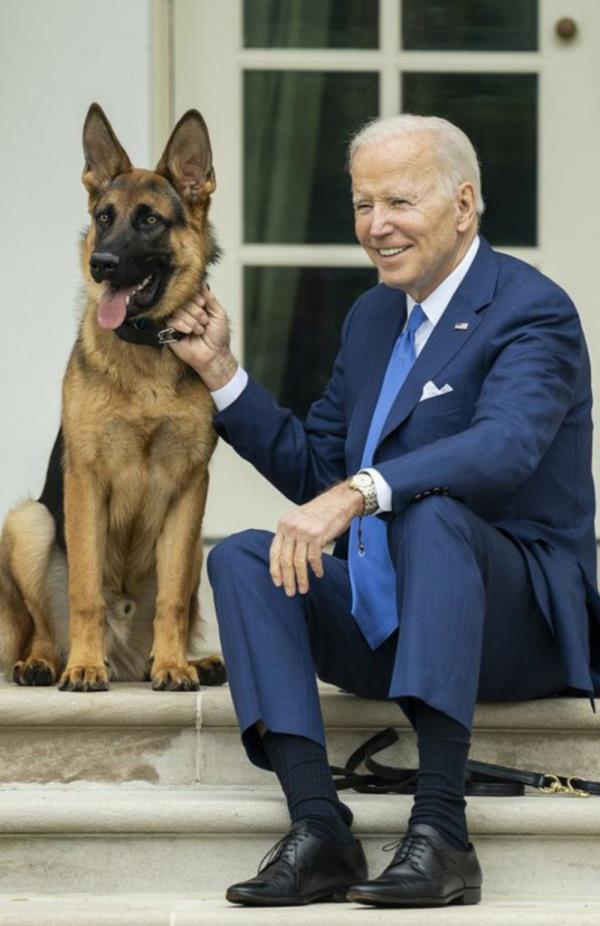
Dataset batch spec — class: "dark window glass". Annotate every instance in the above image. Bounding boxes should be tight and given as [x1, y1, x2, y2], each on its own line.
[403, 72, 537, 246]
[402, 0, 538, 51]
[245, 71, 379, 244]
[244, 0, 379, 49]
[244, 266, 378, 418]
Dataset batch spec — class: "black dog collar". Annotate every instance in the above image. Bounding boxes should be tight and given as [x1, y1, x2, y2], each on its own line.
[114, 317, 186, 350]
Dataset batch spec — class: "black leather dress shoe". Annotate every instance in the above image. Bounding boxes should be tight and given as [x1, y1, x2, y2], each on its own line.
[347, 823, 482, 907]
[225, 821, 367, 906]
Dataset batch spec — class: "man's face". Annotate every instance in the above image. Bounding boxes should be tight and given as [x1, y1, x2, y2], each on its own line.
[351, 134, 476, 302]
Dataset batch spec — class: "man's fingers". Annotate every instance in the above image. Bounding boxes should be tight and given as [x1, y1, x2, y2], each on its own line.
[293, 541, 310, 595]
[167, 317, 191, 335]
[269, 534, 283, 588]
[190, 291, 207, 308]
[166, 301, 210, 336]
[307, 541, 324, 579]
[174, 309, 206, 336]
[279, 536, 297, 597]
[201, 283, 225, 317]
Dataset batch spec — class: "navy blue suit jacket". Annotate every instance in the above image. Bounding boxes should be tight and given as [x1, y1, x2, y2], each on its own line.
[215, 237, 600, 699]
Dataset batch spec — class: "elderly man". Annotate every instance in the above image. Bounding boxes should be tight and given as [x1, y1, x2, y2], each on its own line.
[169, 114, 599, 908]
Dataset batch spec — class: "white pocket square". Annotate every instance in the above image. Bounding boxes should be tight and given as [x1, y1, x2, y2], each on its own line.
[419, 381, 454, 402]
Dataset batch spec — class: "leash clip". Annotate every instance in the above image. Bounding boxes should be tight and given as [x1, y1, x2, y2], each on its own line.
[157, 327, 180, 345]
[538, 774, 571, 794]
[565, 776, 591, 798]
[538, 773, 590, 797]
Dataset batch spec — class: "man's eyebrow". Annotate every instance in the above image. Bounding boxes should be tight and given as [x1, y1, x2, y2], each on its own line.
[352, 188, 416, 201]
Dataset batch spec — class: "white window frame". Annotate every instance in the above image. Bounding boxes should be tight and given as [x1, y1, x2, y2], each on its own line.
[154, 0, 600, 537]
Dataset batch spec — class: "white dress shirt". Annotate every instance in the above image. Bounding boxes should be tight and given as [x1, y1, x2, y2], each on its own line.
[364, 235, 480, 510]
[211, 236, 480, 512]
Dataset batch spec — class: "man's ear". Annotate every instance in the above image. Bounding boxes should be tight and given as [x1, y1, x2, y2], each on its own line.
[155, 110, 216, 203]
[455, 181, 477, 231]
[82, 103, 132, 195]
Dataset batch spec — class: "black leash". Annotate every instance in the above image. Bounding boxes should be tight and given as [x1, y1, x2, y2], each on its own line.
[330, 727, 599, 798]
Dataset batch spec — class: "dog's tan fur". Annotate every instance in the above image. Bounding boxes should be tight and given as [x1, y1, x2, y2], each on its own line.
[0, 104, 225, 691]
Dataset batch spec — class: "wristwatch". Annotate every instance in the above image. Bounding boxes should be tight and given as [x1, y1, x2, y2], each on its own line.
[348, 471, 379, 515]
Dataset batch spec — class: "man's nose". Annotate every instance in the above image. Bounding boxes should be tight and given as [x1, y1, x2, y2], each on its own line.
[368, 206, 394, 237]
[90, 251, 120, 283]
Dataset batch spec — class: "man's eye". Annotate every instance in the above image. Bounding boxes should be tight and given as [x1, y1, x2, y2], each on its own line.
[354, 203, 371, 213]
[392, 199, 409, 207]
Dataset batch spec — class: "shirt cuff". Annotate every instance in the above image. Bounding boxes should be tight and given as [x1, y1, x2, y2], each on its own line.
[362, 467, 392, 513]
[210, 366, 249, 412]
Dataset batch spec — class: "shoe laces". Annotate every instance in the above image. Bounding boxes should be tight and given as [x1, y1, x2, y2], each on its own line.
[382, 832, 431, 872]
[257, 821, 310, 874]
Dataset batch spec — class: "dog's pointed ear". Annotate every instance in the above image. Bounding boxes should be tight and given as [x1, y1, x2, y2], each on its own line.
[82, 103, 132, 195]
[156, 110, 216, 203]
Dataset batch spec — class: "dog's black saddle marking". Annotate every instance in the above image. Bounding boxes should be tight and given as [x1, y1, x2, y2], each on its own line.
[38, 428, 66, 553]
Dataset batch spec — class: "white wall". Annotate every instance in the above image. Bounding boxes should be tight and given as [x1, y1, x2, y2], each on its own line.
[0, 0, 153, 520]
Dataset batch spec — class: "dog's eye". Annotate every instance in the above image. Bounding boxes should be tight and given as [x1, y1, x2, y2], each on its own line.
[145, 215, 160, 226]
[97, 213, 111, 225]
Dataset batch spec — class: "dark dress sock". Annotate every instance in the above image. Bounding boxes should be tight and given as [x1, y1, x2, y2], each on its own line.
[408, 699, 471, 851]
[261, 731, 355, 846]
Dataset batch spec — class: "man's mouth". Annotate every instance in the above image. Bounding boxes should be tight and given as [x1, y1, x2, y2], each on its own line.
[96, 271, 163, 330]
[376, 246, 412, 257]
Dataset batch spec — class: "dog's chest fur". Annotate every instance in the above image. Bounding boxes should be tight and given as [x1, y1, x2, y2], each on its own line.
[63, 327, 216, 592]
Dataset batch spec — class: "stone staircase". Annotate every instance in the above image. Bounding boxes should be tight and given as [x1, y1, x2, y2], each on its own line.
[0, 670, 599, 924]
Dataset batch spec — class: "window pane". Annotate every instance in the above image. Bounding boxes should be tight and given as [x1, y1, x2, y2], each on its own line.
[402, 0, 538, 51]
[244, 0, 379, 49]
[244, 266, 378, 418]
[245, 71, 379, 244]
[402, 73, 537, 246]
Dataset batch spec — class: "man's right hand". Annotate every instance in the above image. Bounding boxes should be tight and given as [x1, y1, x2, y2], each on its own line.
[167, 283, 239, 390]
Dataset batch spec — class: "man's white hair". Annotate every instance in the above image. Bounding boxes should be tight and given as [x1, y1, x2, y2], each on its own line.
[348, 114, 485, 216]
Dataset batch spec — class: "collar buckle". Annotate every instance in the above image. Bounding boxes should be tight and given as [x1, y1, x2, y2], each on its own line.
[157, 327, 180, 345]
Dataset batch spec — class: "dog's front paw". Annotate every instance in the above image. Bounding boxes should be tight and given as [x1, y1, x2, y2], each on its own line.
[151, 662, 200, 692]
[191, 655, 227, 686]
[13, 658, 58, 687]
[58, 664, 109, 691]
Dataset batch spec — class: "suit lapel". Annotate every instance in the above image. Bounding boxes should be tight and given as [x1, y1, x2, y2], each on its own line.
[376, 238, 500, 446]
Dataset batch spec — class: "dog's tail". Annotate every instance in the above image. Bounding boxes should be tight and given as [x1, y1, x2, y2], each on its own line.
[0, 500, 56, 673]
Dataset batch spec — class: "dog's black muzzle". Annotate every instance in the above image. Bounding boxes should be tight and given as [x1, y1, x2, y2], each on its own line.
[90, 251, 120, 283]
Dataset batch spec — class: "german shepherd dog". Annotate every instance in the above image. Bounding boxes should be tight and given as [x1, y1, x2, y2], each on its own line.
[0, 104, 226, 692]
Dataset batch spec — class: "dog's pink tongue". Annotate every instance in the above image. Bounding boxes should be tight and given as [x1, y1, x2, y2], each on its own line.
[97, 285, 136, 330]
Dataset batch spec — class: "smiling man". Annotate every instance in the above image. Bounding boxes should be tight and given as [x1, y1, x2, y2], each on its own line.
[353, 138, 479, 296]
[168, 114, 600, 908]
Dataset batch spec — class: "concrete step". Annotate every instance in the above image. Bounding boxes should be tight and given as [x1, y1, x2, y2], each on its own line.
[0, 678, 597, 788]
[0, 788, 598, 898]
[0, 677, 200, 788]
[1, 894, 600, 926]
[200, 684, 600, 787]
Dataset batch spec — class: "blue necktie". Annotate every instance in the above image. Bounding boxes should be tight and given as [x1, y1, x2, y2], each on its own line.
[348, 304, 426, 648]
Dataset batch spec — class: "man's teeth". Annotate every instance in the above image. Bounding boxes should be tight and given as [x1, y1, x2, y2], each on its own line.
[378, 247, 409, 257]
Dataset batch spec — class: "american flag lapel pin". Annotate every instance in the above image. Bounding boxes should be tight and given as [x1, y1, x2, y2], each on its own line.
[454, 322, 469, 330]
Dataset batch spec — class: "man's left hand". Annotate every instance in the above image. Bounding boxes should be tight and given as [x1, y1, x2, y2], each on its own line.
[270, 482, 364, 596]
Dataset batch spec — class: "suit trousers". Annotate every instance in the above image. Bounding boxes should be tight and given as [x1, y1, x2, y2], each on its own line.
[207, 497, 566, 770]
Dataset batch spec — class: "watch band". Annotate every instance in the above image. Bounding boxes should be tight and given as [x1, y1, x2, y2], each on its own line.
[348, 471, 379, 515]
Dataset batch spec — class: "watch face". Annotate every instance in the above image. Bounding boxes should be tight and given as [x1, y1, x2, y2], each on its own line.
[356, 473, 373, 489]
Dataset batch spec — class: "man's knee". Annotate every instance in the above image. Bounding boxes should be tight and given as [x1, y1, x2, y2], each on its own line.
[389, 496, 475, 558]
[207, 528, 273, 585]
[399, 495, 472, 532]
